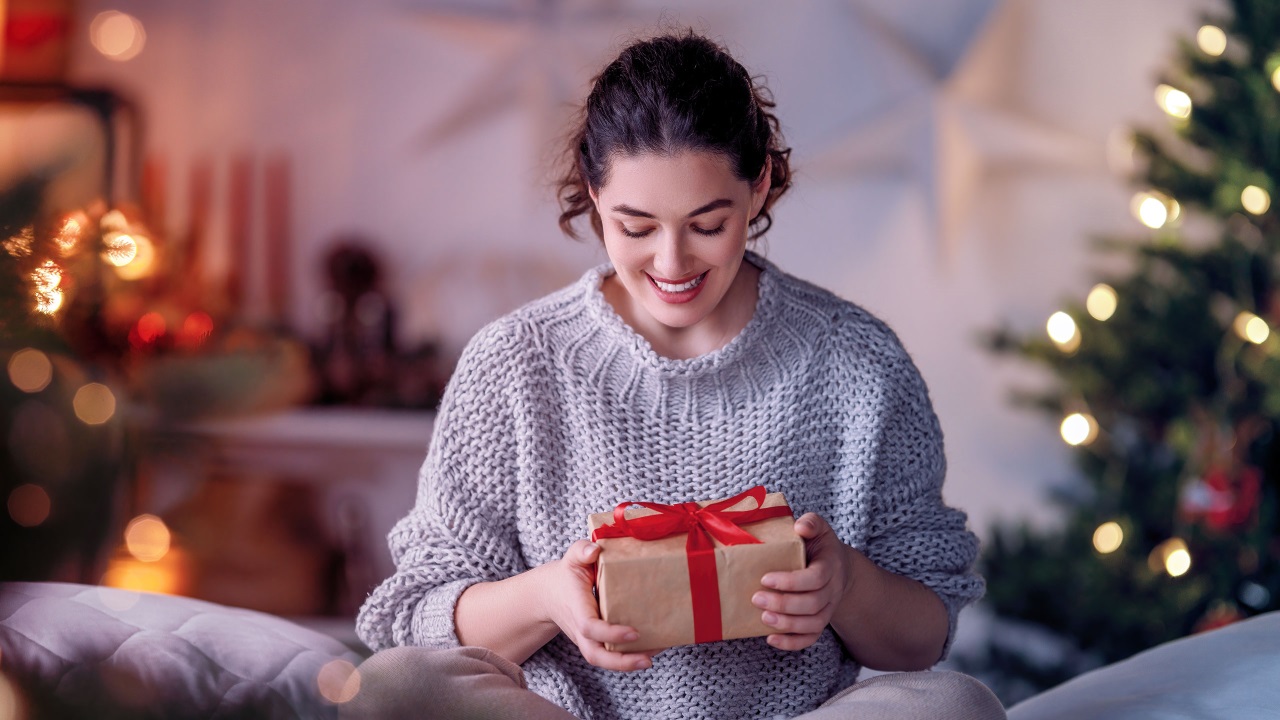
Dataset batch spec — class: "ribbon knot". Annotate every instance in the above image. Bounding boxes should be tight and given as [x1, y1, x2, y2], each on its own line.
[591, 485, 793, 644]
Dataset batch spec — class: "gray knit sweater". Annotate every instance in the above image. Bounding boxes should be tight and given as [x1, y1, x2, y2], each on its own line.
[356, 251, 984, 719]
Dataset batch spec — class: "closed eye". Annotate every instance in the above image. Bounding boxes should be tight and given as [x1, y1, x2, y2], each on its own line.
[620, 226, 653, 238]
[693, 224, 726, 236]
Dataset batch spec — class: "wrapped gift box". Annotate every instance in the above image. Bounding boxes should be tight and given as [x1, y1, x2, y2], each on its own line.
[587, 487, 805, 653]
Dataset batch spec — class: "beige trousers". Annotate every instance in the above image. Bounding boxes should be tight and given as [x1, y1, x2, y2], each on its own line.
[338, 646, 1006, 720]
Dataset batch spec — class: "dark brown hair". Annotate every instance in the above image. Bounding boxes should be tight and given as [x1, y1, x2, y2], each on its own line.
[555, 31, 793, 241]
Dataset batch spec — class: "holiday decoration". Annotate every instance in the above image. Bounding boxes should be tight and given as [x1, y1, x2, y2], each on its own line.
[968, 0, 1280, 703]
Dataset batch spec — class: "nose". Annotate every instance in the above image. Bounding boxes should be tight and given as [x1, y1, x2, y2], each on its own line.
[651, 230, 691, 280]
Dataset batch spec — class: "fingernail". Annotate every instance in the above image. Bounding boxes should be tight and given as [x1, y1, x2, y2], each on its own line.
[635, 659, 651, 670]
[761, 575, 777, 588]
[752, 592, 767, 607]
[624, 631, 639, 641]
[762, 611, 778, 626]
[583, 543, 598, 558]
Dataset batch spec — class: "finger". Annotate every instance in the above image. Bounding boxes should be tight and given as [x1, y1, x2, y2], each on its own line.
[565, 540, 600, 567]
[578, 638, 655, 672]
[794, 512, 831, 539]
[760, 609, 830, 636]
[752, 590, 828, 617]
[766, 632, 822, 652]
[578, 617, 641, 646]
[761, 563, 832, 593]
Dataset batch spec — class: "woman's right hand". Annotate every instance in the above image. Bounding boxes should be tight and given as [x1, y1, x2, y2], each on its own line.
[540, 539, 658, 672]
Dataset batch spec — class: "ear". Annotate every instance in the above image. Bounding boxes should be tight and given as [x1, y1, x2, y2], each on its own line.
[750, 155, 772, 218]
[588, 185, 599, 207]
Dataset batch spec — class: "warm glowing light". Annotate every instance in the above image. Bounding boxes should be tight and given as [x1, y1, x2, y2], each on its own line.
[1149, 538, 1192, 577]
[101, 552, 186, 596]
[7, 349, 53, 393]
[179, 312, 215, 348]
[1060, 412, 1098, 446]
[114, 235, 155, 280]
[124, 514, 171, 562]
[55, 212, 88, 255]
[1168, 199, 1182, 222]
[1197, 25, 1227, 56]
[90, 11, 146, 62]
[318, 660, 362, 704]
[1233, 311, 1270, 344]
[100, 209, 129, 232]
[1046, 312, 1080, 352]
[73, 383, 116, 425]
[32, 261, 64, 315]
[1093, 521, 1124, 554]
[1154, 84, 1192, 119]
[1131, 192, 1170, 229]
[8, 484, 51, 527]
[1273, 67, 1280, 94]
[136, 312, 167, 344]
[3, 225, 34, 257]
[1242, 185, 1271, 215]
[102, 231, 138, 267]
[1086, 284, 1118, 321]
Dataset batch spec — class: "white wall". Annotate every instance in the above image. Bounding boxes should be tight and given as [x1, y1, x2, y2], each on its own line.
[66, 0, 1217, 537]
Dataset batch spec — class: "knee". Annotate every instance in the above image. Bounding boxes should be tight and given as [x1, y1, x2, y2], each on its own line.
[338, 646, 525, 718]
[917, 671, 1005, 719]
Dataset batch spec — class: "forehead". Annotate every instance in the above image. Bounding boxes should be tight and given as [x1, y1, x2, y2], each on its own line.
[597, 151, 744, 206]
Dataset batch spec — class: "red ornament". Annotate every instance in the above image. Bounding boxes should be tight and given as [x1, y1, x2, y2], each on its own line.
[1180, 466, 1261, 531]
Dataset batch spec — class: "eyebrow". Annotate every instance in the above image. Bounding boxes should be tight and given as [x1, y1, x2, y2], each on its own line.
[610, 198, 735, 219]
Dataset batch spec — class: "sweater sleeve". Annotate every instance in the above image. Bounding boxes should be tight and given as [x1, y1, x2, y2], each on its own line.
[355, 318, 530, 652]
[838, 316, 985, 662]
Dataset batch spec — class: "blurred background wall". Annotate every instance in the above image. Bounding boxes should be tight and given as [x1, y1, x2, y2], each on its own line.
[53, 0, 1216, 539]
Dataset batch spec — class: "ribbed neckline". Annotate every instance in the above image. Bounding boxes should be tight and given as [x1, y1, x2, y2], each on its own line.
[581, 250, 779, 377]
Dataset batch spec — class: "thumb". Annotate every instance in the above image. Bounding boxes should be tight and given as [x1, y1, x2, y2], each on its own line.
[568, 540, 601, 566]
[795, 513, 829, 539]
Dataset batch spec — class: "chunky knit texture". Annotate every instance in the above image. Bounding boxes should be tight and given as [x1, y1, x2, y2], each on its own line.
[356, 251, 984, 719]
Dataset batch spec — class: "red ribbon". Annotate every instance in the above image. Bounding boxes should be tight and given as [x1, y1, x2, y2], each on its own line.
[591, 485, 793, 644]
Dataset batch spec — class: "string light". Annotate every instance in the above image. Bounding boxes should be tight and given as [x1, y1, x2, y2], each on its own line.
[1241, 185, 1271, 215]
[1046, 311, 1081, 352]
[7, 348, 53, 393]
[1131, 191, 1174, 229]
[1148, 538, 1192, 577]
[73, 383, 116, 425]
[1273, 66, 1280, 94]
[1154, 84, 1192, 119]
[1196, 25, 1227, 56]
[1060, 412, 1099, 446]
[102, 231, 139, 267]
[55, 212, 88, 255]
[124, 514, 171, 562]
[3, 225, 34, 257]
[1233, 311, 1270, 344]
[90, 10, 146, 61]
[32, 260, 64, 315]
[114, 235, 156, 280]
[1093, 521, 1123, 554]
[1086, 284, 1118, 321]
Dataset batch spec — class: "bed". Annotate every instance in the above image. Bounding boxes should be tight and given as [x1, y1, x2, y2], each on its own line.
[1, 581, 1277, 718]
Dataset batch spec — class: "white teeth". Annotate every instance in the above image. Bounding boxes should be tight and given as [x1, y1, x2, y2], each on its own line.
[653, 273, 704, 293]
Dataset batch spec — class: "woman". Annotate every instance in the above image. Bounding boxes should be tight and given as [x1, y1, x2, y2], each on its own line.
[352, 31, 1005, 720]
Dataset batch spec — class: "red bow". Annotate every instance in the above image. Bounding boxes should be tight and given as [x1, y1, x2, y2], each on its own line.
[591, 485, 793, 644]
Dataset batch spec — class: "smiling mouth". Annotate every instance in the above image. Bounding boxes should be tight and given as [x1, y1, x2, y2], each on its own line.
[649, 272, 706, 293]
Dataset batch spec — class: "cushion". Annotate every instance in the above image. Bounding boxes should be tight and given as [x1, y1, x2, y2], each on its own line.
[1006, 610, 1280, 720]
[0, 582, 365, 719]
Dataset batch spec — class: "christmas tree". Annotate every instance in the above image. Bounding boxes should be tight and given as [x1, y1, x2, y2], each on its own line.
[969, 0, 1280, 703]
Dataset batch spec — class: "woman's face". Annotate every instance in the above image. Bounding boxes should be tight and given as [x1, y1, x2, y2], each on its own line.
[591, 150, 770, 348]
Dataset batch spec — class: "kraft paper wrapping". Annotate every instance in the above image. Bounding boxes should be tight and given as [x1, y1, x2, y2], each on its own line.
[587, 492, 805, 653]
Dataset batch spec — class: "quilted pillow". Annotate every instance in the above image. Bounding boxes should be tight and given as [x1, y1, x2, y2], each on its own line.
[0, 582, 366, 719]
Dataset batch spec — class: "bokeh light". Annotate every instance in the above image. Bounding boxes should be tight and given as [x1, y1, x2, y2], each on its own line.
[7, 484, 51, 527]
[114, 235, 156, 280]
[7, 349, 53, 393]
[73, 383, 117, 425]
[1149, 538, 1192, 577]
[1060, 412, 1098, 446]
[1086, 284, 1118, 321]
[1273, 66, 1280, 94]
[125, 514, 172, 562]
[55, 212, 88, 256]
[1241, 185, 1271, 215]
[317, 660, 361, 704]
[102, 231, 139, 267]
[1154, 84, 1192, 119]
[1196, 25, 1227, 56]
[135, 312, 167, 344]
[89, 10, 146, 62]
[179, 312, 215, 349]
[32, 260, 64, 315]
[3, 226, 34, 257]
[1093, 521, 1124, 554]
[1234, 311, 1270, 344]
[1046, 311, 1080, 352]
[1131, 192, 1170, 229]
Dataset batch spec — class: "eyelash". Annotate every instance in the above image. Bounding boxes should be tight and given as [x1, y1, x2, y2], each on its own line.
[620, 224, 726, 238]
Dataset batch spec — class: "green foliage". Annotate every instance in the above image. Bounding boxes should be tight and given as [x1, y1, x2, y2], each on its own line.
[971, 0, 1280, 703]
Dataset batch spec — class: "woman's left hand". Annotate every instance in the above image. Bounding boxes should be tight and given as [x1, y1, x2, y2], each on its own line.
[752, 512, 853, 651]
